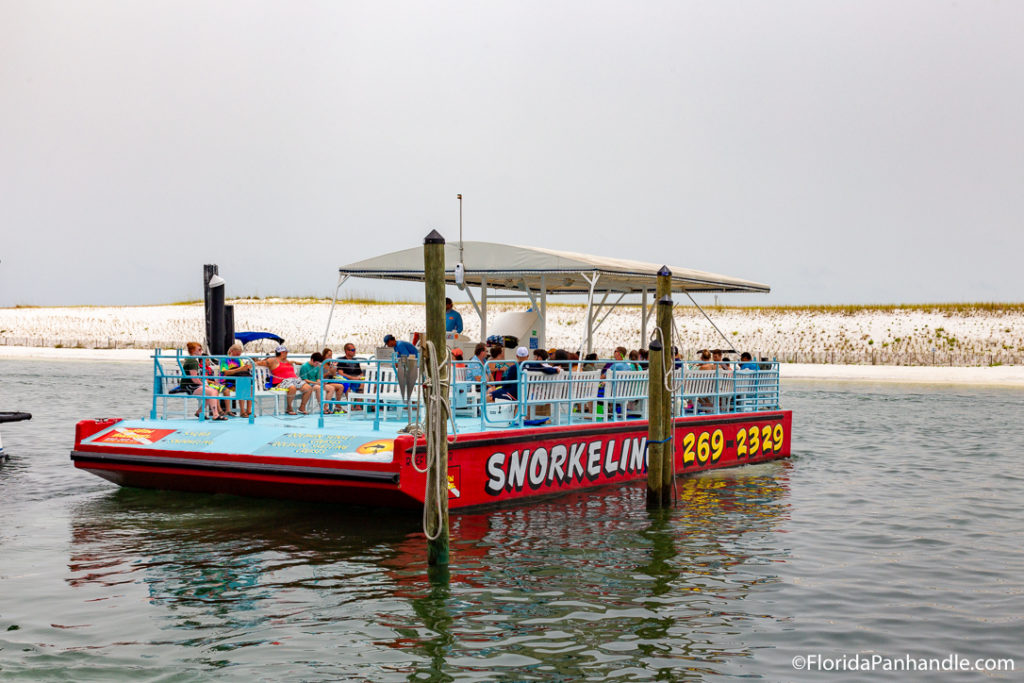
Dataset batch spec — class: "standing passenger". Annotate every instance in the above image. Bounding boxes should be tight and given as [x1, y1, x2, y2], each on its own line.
[384, 334, 419, 410]
[445, 298, 463, 333]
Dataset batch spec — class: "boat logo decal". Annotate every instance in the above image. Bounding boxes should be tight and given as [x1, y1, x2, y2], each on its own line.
[356, 439, 394, 455]
[91, 427, 177, 446]
[448, 466, 461, 498]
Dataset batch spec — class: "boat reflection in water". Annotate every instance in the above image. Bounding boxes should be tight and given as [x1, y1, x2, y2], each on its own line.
[66, 460, 790, 677]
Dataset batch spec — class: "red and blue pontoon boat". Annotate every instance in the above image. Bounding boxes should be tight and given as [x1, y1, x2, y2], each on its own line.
[71, 243, 791, 509]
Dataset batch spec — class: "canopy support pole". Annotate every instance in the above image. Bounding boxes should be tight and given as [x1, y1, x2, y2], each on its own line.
[322, 274, 350, 350]
[480, 276, 487, 344]
[589, 291, 627, 339]
[580, 272, 600, 354]
[539, 275, 547, 349]
[640, 290, 650, 350]
[683, 291, 733, 350]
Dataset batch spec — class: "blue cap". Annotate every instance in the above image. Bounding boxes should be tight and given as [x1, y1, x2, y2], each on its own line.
[383, 335, 395, 344]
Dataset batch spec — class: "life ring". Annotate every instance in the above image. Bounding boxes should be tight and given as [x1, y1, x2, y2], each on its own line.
[0, 412, 32, 423]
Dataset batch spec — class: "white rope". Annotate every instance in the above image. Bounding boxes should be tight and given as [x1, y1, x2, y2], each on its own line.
[408, 340, 457, 541]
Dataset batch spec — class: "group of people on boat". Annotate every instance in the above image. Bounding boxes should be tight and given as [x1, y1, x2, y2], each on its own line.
[177, 330, 770, 419]
[178, 340, 368, 417]
[445, 341, 771, 411]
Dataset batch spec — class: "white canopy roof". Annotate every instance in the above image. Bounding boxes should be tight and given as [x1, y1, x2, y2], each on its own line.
[338, 241, 769, 294]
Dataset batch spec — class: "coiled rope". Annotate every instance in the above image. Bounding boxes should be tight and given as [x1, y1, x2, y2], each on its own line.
[408, 340, 458, 541]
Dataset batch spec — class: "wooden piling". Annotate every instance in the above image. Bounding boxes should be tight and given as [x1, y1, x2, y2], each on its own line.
[424, 230, 450, 565]
[655, 269, 674, 501]
[646, 267, 674, 509]
[646, 332, 665, 509]
[643, 266, 675, 507]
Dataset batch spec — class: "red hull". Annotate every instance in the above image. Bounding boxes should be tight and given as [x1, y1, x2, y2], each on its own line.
[73, 411, 791, 510]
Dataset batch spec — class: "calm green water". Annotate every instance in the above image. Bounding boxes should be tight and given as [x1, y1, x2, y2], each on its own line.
[1, 360, 1022, 681]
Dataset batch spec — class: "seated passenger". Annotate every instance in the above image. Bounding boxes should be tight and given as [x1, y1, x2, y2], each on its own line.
[181, 341, 226, 420]
[299, 351, 343, 413]
[697, 349, 715, 371]
[219, 342, 253, 418]
[337, 343, 364, 393]
[489, 346, 530, 401]
[466, 344, 488, 384]
[488, 345, 507, 382]
[712, 349, 732, 376]
[256, 345, 314, 415]
[607, 346, 632, 373]
[299, 352, 325, 385]
[738, 352, 759, 371]
[524, 348, 560, 374]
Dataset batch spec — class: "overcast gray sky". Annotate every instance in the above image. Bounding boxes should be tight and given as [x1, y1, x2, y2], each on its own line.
[2, 1, 1022, 307]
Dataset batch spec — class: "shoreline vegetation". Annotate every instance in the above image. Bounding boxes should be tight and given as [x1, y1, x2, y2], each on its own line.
[8, 299, 1024, 313]
[1, 299, 1022, 386]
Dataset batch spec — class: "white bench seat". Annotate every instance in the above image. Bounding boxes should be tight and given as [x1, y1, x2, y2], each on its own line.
[602, 370, 649, 421]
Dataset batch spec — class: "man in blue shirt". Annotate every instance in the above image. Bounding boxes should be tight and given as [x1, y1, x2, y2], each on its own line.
[445, 298, 463, 334]
[384, 334, 418, 358]
[465, 343, 487, 383]
[738, 352, 759, 371]
[605, 346, 632, 374]
[384, 334, 418, 414]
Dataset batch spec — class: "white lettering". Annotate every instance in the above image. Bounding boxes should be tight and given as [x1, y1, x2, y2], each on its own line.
[567, 443, 586, 482]
[587, 440, 602, 479]
[529, 448, 548, 488]
[507, 449, 530, 491]
[485, 452, 506, 495]
[604, 439, 618, 476]
[630, 437, 647, 472]
[548, 444, 567, 483]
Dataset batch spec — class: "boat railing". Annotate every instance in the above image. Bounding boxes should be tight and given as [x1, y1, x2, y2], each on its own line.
[148, 351, 781, 428]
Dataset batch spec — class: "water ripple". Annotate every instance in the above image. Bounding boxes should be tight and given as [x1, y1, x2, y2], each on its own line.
[2, 363, 1024, 679]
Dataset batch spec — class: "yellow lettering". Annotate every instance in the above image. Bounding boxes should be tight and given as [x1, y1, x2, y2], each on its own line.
[696, 431, 710, 464]
[682, 432, 695, 465]
[711, 429, 724, 462]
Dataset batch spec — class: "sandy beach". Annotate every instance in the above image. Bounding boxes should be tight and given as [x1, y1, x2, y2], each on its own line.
[2, 301, 1022, 387]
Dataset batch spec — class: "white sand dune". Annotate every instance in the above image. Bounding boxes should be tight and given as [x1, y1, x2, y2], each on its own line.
[1, 300, 1023, 386]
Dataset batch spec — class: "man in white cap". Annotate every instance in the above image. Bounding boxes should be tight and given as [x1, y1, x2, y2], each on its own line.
[488, 346, 530, 402]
